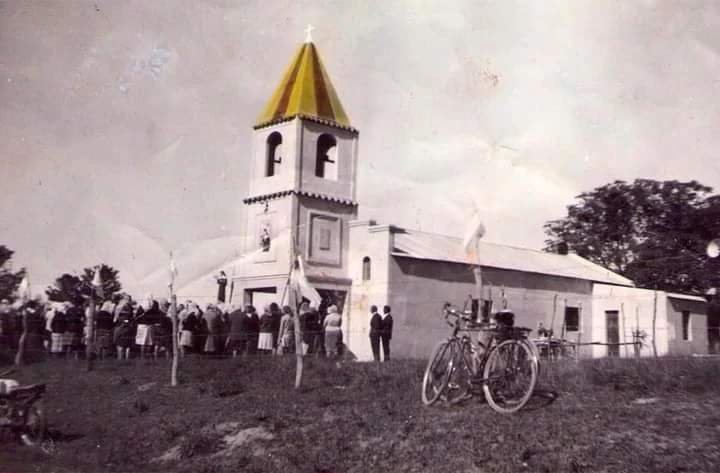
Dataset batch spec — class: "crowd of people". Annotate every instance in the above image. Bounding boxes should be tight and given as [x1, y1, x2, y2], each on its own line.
[0, 295, 394, 362]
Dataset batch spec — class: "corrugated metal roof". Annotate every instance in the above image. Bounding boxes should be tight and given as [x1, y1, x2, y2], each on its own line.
[391, 229, 634, 287]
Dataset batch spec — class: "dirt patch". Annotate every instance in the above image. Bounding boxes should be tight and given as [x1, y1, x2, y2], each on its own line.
[153, 445, 182, 463]
[216, 426, 275, 456]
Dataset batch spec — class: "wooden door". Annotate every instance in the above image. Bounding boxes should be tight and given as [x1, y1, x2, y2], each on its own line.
[606, 311, 620, 357]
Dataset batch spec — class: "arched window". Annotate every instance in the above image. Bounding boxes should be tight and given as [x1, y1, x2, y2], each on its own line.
[266, 132, 282, 177]
[315, 134, 338, 180]
[362, 256, 371, 281]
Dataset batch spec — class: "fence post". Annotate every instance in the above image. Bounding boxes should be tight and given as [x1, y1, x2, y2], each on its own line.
[652, 290, 658, 357]
[575, 303, 582, 362]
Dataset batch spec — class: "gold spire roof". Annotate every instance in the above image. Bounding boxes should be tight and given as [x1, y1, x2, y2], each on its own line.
[255, 42, 352, 130]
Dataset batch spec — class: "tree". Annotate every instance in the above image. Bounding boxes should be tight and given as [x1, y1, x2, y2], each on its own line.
[0, 245, 26, 302]
[46, 264, 122, 302]
[80, 265, 122, 301]
[46, 273, 83, 303]
[545, 179, 720, 294]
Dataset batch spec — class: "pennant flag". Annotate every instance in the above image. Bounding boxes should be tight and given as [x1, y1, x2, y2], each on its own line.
[92, 267, 104, 298]
[17, 276, 30, 301]
[290, 255, 322, 307]
[169, 252, 179, 283]
[462, 210, 486, 256]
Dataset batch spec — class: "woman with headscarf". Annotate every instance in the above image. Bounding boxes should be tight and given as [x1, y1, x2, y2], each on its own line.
[225, 303, 244, 357]
[217, 303, 230, 355]
[323, 305, 343, 361]
[203, 304, 222, 355]
[257, 305, 274, 355]
[277, 305, 295, 355]
[95, 300, 115, 359]
[63, 301, 85, 359]
[48, 303, 65, 356]
[179, 303, 198, 356]
[240, 305, 259, 356]
[153, 302, 173, 359]
[298, 302, 314, 355]
[269, 302, 282, 353]
[135, 299, 160, 359]
[113, 297, 135, 360]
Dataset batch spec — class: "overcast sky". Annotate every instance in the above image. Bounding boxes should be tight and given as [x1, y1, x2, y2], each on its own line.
[2, 0, 720, 291]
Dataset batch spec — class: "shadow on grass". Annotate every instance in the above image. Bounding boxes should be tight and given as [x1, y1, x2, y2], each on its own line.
[523, 388, 559, 411]
[46, 428, 85, 443]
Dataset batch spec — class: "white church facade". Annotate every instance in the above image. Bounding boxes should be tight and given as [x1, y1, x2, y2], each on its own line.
[196, 37, 711, 361]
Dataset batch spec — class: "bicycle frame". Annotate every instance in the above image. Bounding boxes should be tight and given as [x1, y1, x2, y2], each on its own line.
[442, 305, 539, 396]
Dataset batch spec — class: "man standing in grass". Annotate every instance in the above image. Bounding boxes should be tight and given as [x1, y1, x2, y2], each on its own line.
[369, 305, 382, 361]
[380, 305, 393, 362]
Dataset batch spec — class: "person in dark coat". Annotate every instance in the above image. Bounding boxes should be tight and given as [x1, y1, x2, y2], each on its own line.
[380, 305, 393, 361]
[216, 271, 228, 303]
[49, 304, 66, 356]
[300, 303, 320, 355]
[203, 304, 222, 356]
[23, 300, 45, 357]
[369, 305, 382, 362]
[269, 302, 282, 352]
[95, 300, 115, 360]
[179, 303, 199, 356]
[257, 305, 274, 355]
[63, 302, 85, 359]
[240, 305, 259, 356]
[113, 298, 135, 360]
[136, 300, 163, 359]
[226, 304, 245, 357]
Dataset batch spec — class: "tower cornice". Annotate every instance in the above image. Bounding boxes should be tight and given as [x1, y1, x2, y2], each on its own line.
[243, 189, 358, 207]
[253, 114, 358, 135]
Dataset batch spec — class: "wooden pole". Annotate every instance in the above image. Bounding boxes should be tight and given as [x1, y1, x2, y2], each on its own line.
[283, 239, 304, 390]
[170, 292, 179, 387]
[576, 302, 582, 361]
[14, 305, 28, 367]
[634, 305, 641, 358]
[85, 288, 95, 372]
[652, 290, 658, 357]
[549, 294, 558, 361]
[621, 302, 627, 358]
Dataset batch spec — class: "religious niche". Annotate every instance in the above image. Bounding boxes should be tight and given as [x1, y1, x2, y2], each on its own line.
[260, 223, 272, 252]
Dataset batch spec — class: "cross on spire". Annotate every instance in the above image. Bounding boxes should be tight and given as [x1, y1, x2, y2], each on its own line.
[304, 24, 315, 43]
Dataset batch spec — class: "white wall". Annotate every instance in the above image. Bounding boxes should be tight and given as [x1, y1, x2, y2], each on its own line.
[346, 221, 392, 360]
[592, 284, 667, 358]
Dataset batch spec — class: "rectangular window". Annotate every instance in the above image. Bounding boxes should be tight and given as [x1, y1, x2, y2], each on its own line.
[682, 311, 690, 341]
[319, 229, 332, 250]
[565, 307, 580, 332]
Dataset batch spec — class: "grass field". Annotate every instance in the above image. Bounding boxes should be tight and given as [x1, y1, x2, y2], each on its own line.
[2, 354, 720, 473]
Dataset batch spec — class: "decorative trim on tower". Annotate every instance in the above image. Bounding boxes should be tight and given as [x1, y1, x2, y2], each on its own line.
[243, 189, 358, 206]
[253, 114, 358, 134]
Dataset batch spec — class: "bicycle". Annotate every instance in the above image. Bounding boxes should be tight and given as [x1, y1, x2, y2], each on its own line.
[421, 303, 539, 414]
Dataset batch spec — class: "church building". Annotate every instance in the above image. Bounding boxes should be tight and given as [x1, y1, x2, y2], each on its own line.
[223, 36, 710, 361]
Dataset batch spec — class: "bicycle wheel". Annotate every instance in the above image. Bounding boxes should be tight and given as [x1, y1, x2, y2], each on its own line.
[482, 339, 538, 414]
[421, 340, 455, 406]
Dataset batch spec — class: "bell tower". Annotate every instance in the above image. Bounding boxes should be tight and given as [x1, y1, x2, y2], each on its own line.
[237, 32, 359, 309]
